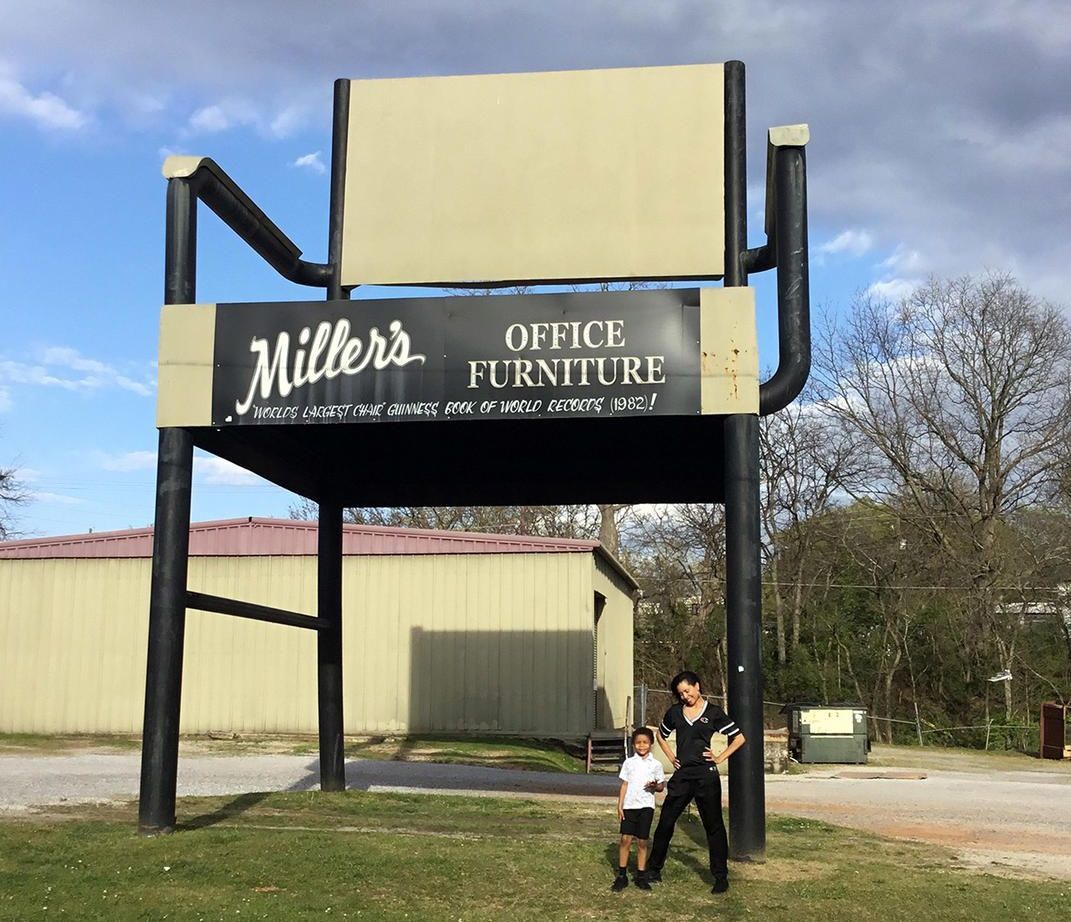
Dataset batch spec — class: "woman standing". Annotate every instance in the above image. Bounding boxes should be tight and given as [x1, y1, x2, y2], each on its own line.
[645, 670, 746, 894]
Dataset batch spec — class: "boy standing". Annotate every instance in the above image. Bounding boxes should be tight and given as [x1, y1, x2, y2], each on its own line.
[612, 727, 666, 891]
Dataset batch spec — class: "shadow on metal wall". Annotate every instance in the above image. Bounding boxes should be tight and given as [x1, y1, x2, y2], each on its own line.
[408, 627, 602, 737]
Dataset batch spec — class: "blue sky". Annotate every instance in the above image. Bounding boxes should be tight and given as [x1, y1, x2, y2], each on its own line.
[1, 1, 1069, 538]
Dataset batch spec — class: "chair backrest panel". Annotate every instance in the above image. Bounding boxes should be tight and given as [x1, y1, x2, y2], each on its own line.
[340, 63, 725, 287]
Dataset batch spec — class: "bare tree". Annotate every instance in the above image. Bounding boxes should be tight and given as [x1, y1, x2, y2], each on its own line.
[0, 465, 27, 540]
[597, 503, 633, 556]
[815, 274, 1071, 720]
[630, 503, 730, 701]
[288, 498, 600, 539]
[759, 390, 861, 664]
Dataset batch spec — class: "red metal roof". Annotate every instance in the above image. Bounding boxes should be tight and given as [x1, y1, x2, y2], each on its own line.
[0, 517, 602, 560]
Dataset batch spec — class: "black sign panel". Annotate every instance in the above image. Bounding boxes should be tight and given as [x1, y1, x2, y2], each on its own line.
[211, 289, 700, 426]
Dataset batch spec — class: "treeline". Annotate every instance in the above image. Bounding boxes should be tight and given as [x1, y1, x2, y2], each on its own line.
[287, 274, 1071, 750]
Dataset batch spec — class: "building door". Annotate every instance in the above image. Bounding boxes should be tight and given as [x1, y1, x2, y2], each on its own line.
[593, 591, 607, 728]
[1041, 702, 1068, 759]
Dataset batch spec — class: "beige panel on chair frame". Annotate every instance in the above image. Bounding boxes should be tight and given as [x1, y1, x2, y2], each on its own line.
[157, 304, 216, 428]
[700, 287, 758, 414]
[342, 63, 725, 287]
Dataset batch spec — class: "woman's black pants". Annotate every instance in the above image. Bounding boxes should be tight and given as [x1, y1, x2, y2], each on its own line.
[647, 769, 728, 876]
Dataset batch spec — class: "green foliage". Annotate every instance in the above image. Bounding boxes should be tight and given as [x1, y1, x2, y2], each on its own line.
[777, 646, 826, 703]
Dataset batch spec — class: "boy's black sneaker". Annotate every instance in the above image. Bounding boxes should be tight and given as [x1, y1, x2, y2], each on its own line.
[611, 874, 629, 892]
[645, 869, 662, 883]
[711, 875, 729, 894]
[634, 874, 652, 891]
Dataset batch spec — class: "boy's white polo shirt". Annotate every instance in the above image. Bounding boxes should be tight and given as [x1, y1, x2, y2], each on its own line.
[618, 752, 666, 810]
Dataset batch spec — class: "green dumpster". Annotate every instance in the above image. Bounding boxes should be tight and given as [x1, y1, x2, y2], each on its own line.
[785, 705, 868, 764]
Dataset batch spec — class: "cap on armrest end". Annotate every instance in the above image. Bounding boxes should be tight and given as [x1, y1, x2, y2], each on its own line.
[162, 155, 209, 180]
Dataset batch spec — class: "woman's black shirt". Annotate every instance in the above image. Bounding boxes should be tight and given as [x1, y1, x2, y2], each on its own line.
[658, 701, 740, 779]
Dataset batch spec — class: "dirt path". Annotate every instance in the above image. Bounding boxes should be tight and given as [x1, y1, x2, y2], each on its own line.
[765, 768, 1071, 880]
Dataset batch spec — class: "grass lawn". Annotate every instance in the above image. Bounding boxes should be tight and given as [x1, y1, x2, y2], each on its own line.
[0, 734, 143, 755]
[1, 792, 1067, 922]
[333, 735, 585, 773]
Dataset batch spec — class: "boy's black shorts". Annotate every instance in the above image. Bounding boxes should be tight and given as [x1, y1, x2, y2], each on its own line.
[619, 807, 655, 838]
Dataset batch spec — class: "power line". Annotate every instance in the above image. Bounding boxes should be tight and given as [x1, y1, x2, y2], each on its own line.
[636, 573, 1071, 593]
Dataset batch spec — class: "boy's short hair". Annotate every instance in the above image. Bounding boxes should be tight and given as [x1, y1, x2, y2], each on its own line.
[632, 726, 654, 743]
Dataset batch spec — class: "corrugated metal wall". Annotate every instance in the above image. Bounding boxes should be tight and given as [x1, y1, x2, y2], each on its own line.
[0, 558, 149, 733]
[593, 553, 636, 731]
[0, 551, 622, 737]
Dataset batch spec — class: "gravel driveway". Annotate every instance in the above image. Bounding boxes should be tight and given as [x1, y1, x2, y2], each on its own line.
[2, 751, 1069, 879]
[0, 751, 619, 812]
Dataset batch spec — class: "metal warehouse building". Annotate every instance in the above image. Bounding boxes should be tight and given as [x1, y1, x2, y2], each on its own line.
[0, 518, 637, 739]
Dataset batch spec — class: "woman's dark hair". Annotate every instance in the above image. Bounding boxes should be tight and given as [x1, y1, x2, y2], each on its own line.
[669, 670, 702, 701]
[632, 727, 654, 743]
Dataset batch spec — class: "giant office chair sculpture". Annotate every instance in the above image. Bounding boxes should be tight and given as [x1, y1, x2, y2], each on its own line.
[143, 62, 809, 862]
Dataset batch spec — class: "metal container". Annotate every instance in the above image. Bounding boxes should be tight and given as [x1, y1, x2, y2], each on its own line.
[784, 705, 868, 764]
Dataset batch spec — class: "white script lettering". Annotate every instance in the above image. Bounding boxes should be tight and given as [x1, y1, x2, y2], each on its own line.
[235, 318, 425, 416]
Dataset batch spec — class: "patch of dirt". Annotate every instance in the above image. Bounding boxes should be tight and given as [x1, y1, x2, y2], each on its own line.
[949, 849, 1071, 882]
[769, 801, 1071, 881]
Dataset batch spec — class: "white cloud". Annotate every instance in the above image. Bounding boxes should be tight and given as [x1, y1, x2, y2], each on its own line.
[30, 491, 85, 506]
[270, 105, 307, 138]
[292, 151, 326, 174]
[0, 385, 11, 413]
[92, 446, 276, 491]
[879, 245, 923, 274]
[819, 229, 874, 258]
[96, 450, 157, 472]
[194, 456, 265, 486]
[0, 73, 87, 130]
[40, 346, 112, 376]
[158, 145, 190, 161]
[0, 347, 154, 397]
[187, 104, 230, 133]
[96, 449, 266, 487]
[0, 360, 78, 389]
[866, 278, 922, 302]
[119, 89, 165, 118]
[185, 98, 279, 137]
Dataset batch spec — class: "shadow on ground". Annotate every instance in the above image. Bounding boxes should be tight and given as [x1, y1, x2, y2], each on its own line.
[179, 792, 273, 830]
[336, 757, 618, 797]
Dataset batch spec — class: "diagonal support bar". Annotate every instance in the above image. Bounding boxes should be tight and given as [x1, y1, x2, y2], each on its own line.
[185, 591, 327, 632]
